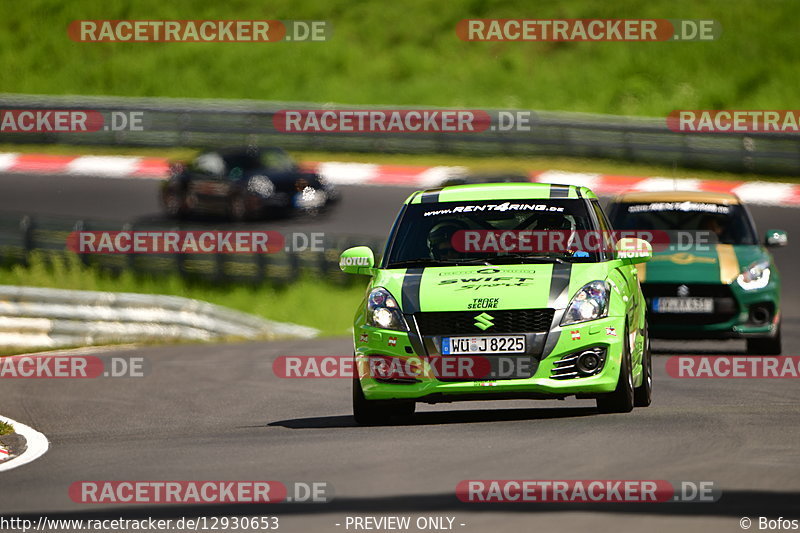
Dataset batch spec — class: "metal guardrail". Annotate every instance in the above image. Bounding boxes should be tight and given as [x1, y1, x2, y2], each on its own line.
[0, 213, 386, 286]
[0, 285, 319, 352]
[1, 93, 799, 175]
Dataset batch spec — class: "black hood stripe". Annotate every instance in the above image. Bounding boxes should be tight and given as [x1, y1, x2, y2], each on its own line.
[548, 263, 572, 308]
[540, 263, 573, 359]
[401, 268, 424, 314]
[401, 267, 427, 357]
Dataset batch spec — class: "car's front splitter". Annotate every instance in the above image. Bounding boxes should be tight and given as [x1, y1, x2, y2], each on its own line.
[354, 317, 628, 402]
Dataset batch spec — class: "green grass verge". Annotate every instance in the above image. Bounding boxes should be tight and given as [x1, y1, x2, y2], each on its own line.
[3, 253, 367, 337]
[0, 421, 13, 435]
[0, 0, 796, 116]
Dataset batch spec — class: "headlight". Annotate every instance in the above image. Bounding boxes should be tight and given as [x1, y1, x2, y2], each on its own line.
[561, 280, 610, 326]
[736, 260, 771, 290]
[366, 287, 408, 331]
[247, 175, 274, 197]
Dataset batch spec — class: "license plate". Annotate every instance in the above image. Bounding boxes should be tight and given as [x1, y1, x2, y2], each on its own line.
[653, 297, 713, 313]
[294, 189, 327, 209]
[442, 336, 526, 355]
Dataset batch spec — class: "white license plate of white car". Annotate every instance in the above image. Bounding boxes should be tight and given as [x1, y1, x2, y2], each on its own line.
[653, 297, 713, 313]
[441, 336, 526, 355]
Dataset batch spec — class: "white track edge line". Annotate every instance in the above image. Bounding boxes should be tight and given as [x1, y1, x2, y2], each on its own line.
[0, 414, 50, 472]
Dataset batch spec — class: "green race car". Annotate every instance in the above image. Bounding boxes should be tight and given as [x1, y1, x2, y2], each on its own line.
[340, 182, 652, 425]
[607, 190, 787, 354]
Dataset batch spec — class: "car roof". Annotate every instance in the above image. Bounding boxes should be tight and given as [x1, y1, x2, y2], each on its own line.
[406, 182, 597, 204]
[613, 190, 741, 205]
[201, 147, 284, 158]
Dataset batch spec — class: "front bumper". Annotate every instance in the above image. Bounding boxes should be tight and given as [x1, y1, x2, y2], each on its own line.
[644, 281, 780, 340]
[245, 188, 330, 212]
[354, 316, 629, 403]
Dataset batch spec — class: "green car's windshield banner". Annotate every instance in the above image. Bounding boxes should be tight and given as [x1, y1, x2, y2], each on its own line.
[387, 199, 602, 266]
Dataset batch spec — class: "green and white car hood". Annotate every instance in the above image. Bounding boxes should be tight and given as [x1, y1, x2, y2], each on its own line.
[639, 244, 768, 284]
[372, 262, 615, 313]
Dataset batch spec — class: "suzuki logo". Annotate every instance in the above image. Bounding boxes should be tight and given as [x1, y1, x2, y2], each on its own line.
[677, 284, 690, 297]
[474, 312, 494, 330]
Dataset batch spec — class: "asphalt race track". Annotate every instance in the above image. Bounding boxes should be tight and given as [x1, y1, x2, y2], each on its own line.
[0, 173, 412, 237]
[1, 171, 799, 532]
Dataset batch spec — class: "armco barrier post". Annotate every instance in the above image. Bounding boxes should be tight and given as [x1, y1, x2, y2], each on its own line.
[121, 223, 135, 270]
[73, 220, 90, 266]
[19, 216, 33, 267]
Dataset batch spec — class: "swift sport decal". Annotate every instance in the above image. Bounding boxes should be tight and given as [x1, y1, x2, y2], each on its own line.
[437, 276, 536, 291]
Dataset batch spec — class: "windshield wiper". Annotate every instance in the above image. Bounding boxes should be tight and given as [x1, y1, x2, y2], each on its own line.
[488, 253, 571, 265]
[388, 258, 495, 268]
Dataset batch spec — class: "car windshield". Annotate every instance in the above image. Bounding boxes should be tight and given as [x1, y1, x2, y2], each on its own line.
[221, 149, 296, 174]
[385, 199, 601, 267]
[259, 149, 296, 171]
[608, 201, 758, 245]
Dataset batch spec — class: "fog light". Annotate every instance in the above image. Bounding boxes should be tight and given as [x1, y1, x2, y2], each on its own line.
[576, 351, 601, 375]
[749, 305, 771, 325]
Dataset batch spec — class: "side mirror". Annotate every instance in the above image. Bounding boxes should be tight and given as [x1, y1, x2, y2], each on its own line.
[765, 229, 787, 247]
[616, 237, 652, 264]
[339, 246, 375, 275]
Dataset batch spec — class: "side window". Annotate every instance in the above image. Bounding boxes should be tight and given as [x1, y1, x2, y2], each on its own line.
[591, 200, 616, 259]
[592, 200, 613, 232]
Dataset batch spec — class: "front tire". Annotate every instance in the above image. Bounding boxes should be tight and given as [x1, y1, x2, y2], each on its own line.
[746, 324, 782, 355]
[164, 190, 187, 219]
[229, 196, 248, 222]
[352, 376, 415, 426]
[597, 325, 634, 414]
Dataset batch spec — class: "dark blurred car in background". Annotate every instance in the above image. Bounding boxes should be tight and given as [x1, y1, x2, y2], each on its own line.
[161, 147, 339, 221]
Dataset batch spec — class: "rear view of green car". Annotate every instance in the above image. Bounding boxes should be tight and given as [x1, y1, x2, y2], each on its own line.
[607, 191, 785, 354]
[340, 183, 652, 425]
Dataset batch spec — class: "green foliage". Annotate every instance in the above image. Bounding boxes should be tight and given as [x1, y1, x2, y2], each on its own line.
[0, 0, 796, 115]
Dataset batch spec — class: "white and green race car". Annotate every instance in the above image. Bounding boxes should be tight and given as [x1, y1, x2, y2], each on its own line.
[340, 182, 652, 425]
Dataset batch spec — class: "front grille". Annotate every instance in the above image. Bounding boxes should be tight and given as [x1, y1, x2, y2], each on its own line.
[642, 283, 735, 298]
[551, 353, 582, 380]
[415, 309, 555, 336]
[642, 283, 738, 325]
